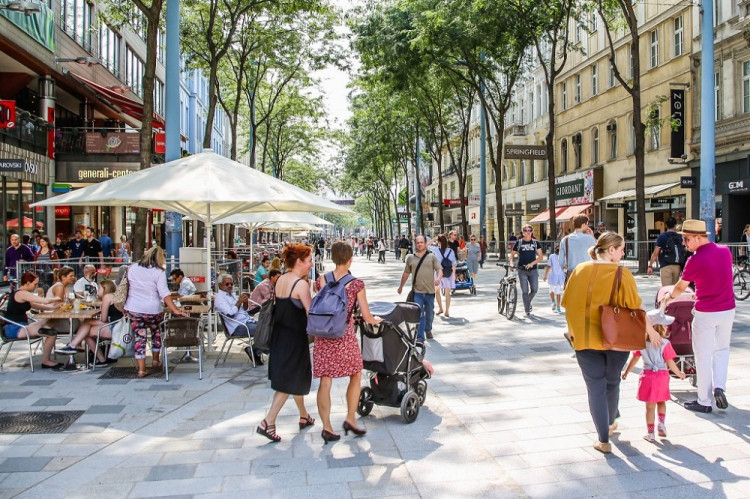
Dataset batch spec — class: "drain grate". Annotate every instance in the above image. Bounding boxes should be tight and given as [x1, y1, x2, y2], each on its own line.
[0, 411, 85, 434]
[98, 367, 167, 380]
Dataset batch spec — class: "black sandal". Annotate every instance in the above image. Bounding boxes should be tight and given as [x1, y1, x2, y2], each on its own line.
[299, 414, 315, 430]
[256, 419, 281, 442]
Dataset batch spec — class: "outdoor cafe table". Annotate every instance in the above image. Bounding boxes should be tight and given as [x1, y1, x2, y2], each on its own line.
[34, 307, 100, 370]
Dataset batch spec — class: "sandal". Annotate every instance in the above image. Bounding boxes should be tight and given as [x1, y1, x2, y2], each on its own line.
[257, 419, 281, 442]
[299, 414, 316, 430]
[152, 361, 162, 369]
[436, 310, 443, 315]
[136, 370, 151, 379]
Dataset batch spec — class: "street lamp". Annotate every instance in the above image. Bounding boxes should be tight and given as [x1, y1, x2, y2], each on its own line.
[0, 1, 41, 15]
[55, 56, 101, 67]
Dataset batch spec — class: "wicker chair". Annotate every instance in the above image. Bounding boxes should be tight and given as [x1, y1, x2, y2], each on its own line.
[160, 317, 203, 381]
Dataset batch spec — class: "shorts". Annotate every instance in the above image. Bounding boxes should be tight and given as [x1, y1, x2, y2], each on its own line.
[549, 284, 563, 295]
[3, 323, 27, 339]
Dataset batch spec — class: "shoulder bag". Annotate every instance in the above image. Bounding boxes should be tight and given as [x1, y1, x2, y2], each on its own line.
[113, 265, 131, 312]
[599, 266, 647, 351]
[253, 283, 278, 353]
[563, 235, 571, 288]
[406, 252, 429, 302]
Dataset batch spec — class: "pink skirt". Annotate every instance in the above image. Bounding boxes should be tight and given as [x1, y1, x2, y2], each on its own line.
[637, 370, 671, 402]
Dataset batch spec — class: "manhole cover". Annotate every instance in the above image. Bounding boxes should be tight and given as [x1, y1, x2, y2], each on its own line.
[98, 367, 167, 380]
[0, 411, 84, 434]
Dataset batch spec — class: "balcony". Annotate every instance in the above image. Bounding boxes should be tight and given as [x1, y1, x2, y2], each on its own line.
[0, 107, 48, 156]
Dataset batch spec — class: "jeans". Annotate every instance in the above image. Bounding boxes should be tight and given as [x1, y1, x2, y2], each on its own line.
[517, 268, 539, 313]
[576, 349, 629, 443]
[692, 309, 735, 406]
[412, 292, 435, 341]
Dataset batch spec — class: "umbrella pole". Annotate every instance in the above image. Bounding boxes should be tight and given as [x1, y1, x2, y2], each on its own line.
[206, 207, 214, 352]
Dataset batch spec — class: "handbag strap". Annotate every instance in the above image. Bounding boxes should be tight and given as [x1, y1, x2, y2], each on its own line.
[583, 264, 600, 347]
[412, 251, 429, 289]
[608, 266, 623, 307]
[564, 235, 570, 269]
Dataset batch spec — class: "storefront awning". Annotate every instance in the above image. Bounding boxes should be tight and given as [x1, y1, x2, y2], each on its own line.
[598, 182, 680, 202]
[527, 207, 566, 224]
[557, 203, 593, 222]
[67, 72, 166, 129]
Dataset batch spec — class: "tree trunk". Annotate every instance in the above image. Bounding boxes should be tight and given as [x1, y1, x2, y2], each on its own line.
[546, 88, 558, 240]
[202, 65, 219, 149]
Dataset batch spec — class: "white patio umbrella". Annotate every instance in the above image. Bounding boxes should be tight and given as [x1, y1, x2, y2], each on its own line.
[31, 149, 350, 347]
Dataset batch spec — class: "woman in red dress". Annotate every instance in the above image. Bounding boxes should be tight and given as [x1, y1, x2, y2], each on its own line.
[314, 241, 381, 443]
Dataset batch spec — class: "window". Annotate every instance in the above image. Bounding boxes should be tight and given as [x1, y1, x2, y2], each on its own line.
[609, 62, 616, 88]
[715, 71, 722, 120]
[467, 175, 473, 194]
[714, 0, 721, 27]
[592, 64, 598, 96]
[520, 161, 526, 185]
[157, 30, 166, 64]
[450, 181, 455, 198]
[575, 74, 581, 103]
[62, 0, 92, 52]
[649, 108, 660, 150]
[529, 89, 534, 120]
[674, 16, 683, 57]
[562, 82, 567, 110]
[99, 23, 121, 78]
[573, 133, 582, 169]
[126, 47, 145, 98]
[629, 44, 634, 79]
[592, 128, 599, 165]
[744, 61, 750, 114]
[607, 121, 617, 159]
[536, 85, 542, 118]
[154, 79, 165, 116]
[561, 139, 568, 172]
[650, 30, 659, 69]
[576, 22, 582, 43]
[130, 8, 147, 41]
[529, 160, 535, 183]
[590, 12, 597, 32]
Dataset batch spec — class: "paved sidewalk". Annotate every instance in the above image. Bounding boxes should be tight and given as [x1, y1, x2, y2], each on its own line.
[1, 256, 749, 498]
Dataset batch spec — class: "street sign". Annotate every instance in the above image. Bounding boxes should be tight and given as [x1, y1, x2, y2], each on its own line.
[468, 193, 480, 206]
[680, 176, 696, 188]
[607, 202, 627, 209]
[652, 197, 675, 204]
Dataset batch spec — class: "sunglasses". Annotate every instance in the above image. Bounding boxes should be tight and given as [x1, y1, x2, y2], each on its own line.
[223, 282, 234, 287]
[523, 229, 533, 233]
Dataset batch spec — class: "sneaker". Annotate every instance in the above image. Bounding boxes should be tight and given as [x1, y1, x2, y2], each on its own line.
[714, 388, 728, 409]
[426, 331, 434, 339]
[643, 432, 656, 442]
[552, 303, 557, 311]
[684, 400, 712, 413]
[557, 307, 563, 313]
[657, 423, 667, 437]
[55, 344, 78, 355]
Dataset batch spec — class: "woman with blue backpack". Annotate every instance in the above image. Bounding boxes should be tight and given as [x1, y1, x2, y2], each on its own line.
[309, 241, 381, 443]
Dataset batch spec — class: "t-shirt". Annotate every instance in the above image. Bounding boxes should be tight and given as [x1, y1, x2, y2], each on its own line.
[255, 265, 269, 284]
[448, 240, 460, 256]
[655, 230, 681, 266]
[466, 242, 481, 262]
[513, 238, 542, 269]
[4, 244, 34, 276]
[99, 235, 113, 257]
[634, 340, 676, 372]
[404, 251, 442, 293]
[68, 238, 84, 258]
[559, 232, 597, 271]
[74, 276, 99, 297]
[177, 277, 196, 296]
[82, 238, 103, 259]
[681, 242, 735, 312]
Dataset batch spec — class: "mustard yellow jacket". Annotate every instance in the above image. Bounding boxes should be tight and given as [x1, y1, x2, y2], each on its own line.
[561, 262, 642, 350]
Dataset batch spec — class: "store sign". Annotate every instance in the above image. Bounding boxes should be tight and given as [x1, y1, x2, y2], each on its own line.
[56, 162, 140, 183]
[652, 197, 675, 204]
[468, 207, 480, 221]
[0, 100, 16, 128]
[505, 209, 525, 216]
[444, 198, 468, 207]
[681, 176, 697, 188]
[85, 132, 140, 154]
[0, 159, 38, 174]
[555, 170, 594, 205]
[727, 179, 750, 193]
[154, 132, 166, 154]
[468, 193, 480, 206]
[670, 89, 685, 159]
[608, 203, 627, 209]
[504, 144, 547, 160]
[55, 206, 71, 217]
[430, 201, 441, 207]
[526, 199, 546, 213]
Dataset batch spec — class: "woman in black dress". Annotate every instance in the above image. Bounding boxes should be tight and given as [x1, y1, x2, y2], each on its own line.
[257, 244, 316, 442]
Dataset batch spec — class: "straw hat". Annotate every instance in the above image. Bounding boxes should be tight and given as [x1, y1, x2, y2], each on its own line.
[647, 309, 675, 326]
[678, 219, 710, 235]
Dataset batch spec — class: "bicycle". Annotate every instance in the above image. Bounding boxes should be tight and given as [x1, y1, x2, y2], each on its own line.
[497, 264, 518, 320]
[733, 260, 750, 301]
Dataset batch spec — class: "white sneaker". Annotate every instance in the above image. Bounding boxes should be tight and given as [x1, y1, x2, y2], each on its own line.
[657, 423, 667, 437]
[643, 432, 656, 442]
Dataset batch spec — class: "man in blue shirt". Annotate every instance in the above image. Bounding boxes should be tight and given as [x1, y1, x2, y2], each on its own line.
[67, 230, 85, 259]
[99, 231, 114, 258]
[214, 273, 263, 365]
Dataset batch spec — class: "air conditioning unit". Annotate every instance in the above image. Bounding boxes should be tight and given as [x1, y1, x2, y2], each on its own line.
[606, 123, 617, 132]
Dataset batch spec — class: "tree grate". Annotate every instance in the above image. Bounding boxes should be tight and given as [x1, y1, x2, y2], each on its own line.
[98, 367, 167, 379]
[0, 411, 85, 434]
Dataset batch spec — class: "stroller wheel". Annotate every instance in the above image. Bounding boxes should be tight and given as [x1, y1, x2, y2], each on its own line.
[357, 387, 374, 416]
[415, 380, 427, 406]
[470, 286, 476, 295]
[400, 391, 420, 423]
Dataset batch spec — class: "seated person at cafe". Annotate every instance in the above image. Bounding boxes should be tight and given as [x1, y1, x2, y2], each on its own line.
[74, 265, 101, 299]
[170, 268, 197, 296]
[214, 273, 263, 363]
[248, 269, 281, 314]
[255, 256, 270, 285]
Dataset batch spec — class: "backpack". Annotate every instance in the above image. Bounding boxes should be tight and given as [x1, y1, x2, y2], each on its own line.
[307, 272, 356, 339]
[440, 249, 453, 278]
[662, 232, 686, 266]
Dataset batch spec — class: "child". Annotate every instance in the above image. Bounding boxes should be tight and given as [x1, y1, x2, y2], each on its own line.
[622, 310, 686, 442]
[543, 244, 565, 312]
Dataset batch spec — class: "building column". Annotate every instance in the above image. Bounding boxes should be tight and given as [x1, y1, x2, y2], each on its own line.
[39, 76, 56, 237]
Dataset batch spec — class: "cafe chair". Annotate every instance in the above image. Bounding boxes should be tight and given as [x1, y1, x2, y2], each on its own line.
[0, 313, 45, 372]
[89, 318, 127, 372]
[215, 313, 256, 368]
[160, 317, 203, 381]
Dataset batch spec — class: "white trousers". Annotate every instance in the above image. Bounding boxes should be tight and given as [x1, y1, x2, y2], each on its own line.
[692, 309, 735, 406]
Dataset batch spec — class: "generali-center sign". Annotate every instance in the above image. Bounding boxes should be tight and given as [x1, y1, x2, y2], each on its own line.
[55, 162, 139, 183]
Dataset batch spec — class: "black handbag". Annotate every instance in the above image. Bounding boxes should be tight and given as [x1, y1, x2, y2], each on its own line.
[254, 296, 275, 353]
[406, 251, 429, 302]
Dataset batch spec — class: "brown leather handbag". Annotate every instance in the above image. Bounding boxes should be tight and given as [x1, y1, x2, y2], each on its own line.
[599, 267, 647, 351]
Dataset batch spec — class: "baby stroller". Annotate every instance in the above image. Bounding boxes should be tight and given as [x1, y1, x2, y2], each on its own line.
[655, 285, 697, 387]
[452, 262, 476, 295]
[357, 301, 431, 423]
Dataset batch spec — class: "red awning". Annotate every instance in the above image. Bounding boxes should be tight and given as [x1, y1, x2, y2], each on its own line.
[527, 207, 566, 224]
[557, 203, 593, 222]
[68, 72, 165, 129]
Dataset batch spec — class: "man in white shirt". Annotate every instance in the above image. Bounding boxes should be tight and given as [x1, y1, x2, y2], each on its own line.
[559, 215, 598, 282]
[74, 265, 100, 298]
[170, 268, 197, 296]
[214, 273, 262, 364]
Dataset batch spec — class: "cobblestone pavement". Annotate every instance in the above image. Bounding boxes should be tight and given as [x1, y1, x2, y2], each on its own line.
[1, 255, 749, 498]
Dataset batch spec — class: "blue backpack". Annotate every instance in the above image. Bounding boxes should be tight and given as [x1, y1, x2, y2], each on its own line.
[307, 272, 356, 339]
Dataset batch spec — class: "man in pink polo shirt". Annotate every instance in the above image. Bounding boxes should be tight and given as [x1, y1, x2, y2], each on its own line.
[666, 219, 735, 413]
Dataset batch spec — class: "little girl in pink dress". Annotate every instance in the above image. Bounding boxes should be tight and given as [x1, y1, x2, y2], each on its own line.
[622, 310, 686, 442]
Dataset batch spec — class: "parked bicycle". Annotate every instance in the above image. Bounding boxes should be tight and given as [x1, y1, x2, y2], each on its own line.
[497, 264, 518, 320]
[733, 259, 750, 301]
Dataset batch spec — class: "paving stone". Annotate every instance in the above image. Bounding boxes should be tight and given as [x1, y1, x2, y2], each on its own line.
[130, 477, 223, 497]
[31, 397, 73, 406]
[0, 392, 32, 399]
[86, 404, 126, 414]
[146, 464, 198, 481]
[20, 380, 56, 386]
[0, 457, 51, 472]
